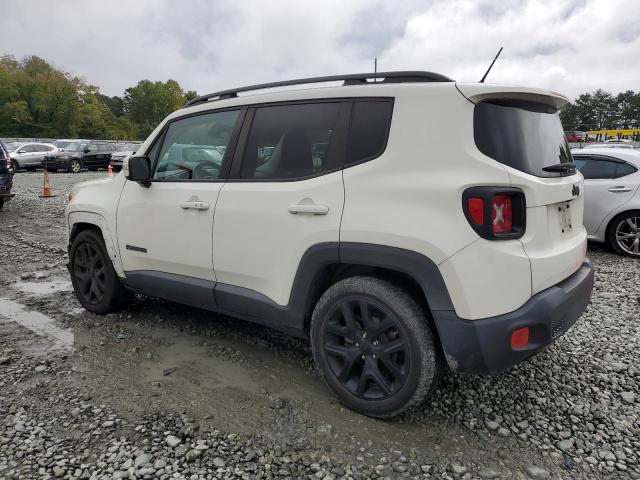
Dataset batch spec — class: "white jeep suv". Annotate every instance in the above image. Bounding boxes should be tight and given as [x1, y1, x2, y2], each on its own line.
[66, 72, 594, 418]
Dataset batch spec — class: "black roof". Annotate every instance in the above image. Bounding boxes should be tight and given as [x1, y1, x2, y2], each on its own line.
[185, 71, 453, 107]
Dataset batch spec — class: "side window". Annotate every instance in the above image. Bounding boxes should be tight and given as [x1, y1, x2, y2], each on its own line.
[98, 144, 109, 152]
[347, 100, 393, 165]
[575, 157, 618, 179]
[44, 145, 54, 152]
[615, 162, 638, 178]
[153, 109, 240, 181]
[240, 102, 342, 180]
[86, 143, 97, 153]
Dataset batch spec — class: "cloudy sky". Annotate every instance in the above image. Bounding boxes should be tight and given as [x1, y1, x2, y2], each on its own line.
[2, 0, 639, 99]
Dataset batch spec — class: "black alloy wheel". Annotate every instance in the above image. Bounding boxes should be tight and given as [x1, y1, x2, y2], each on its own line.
[73, 242, 107, 306]
[323, 298, 409, 400]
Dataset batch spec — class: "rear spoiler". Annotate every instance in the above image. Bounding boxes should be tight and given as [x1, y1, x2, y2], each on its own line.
[455, 83, 570, 111]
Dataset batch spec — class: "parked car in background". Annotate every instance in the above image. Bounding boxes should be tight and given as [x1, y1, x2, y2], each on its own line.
[110, 143, 139, 171]
[582, 143, 635, 150]
[605, 138, 632, 144]
[5, 142, 58, 171]
[54, 139, 82, 151]
[572, 147, 640, 257]
[42, 141, 115, 173]
[0, 140, 15, 209]
[565, 131, 587, 142]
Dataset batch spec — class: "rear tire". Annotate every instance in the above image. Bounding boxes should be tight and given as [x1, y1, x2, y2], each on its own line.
[69, 159, 81, 173]
[310, 276, 443, 418]
[607, 211, 640, 258]
[69, 230, 130, 314]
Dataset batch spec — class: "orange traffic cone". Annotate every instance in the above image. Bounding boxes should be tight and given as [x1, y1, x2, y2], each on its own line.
[107, 165, 113, 177]
[39, 170, 56, 198]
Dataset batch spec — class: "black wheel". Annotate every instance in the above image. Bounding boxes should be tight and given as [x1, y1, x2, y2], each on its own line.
[310, 276, 443, 418]
[0, 198, 4, 210]
[69, 159, 82, 173]
[69, 230, 130, 314]
[608, 211, 640, 258]
[11, 160, 19, 171]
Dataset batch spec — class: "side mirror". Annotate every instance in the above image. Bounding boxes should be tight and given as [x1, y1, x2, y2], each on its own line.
[83, 148, 91, 153]
[126, 156, 152, 187]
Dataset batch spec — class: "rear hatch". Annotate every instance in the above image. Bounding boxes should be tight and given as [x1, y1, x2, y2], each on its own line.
[458, 84, 587, 295]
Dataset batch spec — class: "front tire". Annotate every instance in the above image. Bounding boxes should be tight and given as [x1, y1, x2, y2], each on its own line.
[310, 276, 443, 418]
[69, 230, 130, 314]
[11, 160, 19, 171]
[69, 159, 82, 173]
[608, 212, 640, 258]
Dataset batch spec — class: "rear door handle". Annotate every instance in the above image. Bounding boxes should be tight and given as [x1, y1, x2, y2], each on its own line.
[288, 204, 329, 215]
[180, 200, 210, 210]
[608, 186, 632, 193]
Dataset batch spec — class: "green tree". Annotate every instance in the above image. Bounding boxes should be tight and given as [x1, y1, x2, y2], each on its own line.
[123, 79, 192, 138]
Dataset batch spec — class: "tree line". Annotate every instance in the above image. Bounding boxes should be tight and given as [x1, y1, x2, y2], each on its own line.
[560, 89, 640, 132]
[2, 54, 639, 140]
[0, 55, 197, 140]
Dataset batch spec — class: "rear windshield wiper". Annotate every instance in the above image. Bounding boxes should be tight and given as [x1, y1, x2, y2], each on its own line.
[542, 162, 576, 173]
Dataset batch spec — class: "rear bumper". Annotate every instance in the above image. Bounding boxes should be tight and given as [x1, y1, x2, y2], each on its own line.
[432, 260, 594, 374]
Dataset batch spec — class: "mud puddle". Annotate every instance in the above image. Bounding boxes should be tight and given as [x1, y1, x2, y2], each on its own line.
[13, 278, 73, 296]
[0, 298, 74, 352]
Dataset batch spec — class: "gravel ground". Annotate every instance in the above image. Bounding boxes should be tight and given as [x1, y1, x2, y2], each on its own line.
[0, 171, 638, 480]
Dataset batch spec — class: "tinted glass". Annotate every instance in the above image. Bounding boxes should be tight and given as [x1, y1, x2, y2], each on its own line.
[98, 144, 109, 152]
[241, 102, 341, 179]
[347, 100, 393, 165]
[154, 109, 240, 181]
[474, 100, 573, 178]
[615, 162, 638, 178]
[575, 157, 618, 179]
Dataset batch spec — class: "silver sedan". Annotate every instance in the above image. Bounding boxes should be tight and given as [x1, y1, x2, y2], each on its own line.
[572, 147, 640, 257]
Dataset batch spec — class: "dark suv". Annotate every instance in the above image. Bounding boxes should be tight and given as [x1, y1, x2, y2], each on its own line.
[42, 141, 115, 173]
[0, 140, 15, 209]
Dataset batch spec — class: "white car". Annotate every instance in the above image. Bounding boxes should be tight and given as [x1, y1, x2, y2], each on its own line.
[572, 147, 640, 257]
[66, 72, 593, 417]
[5, 142, 58, 170]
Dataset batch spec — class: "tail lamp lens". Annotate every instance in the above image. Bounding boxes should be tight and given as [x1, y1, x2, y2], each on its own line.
[491, 195, 513, 233]
[467, 198, 484, 225]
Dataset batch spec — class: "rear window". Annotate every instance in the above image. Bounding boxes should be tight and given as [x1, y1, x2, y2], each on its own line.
[474, 100, 573, 178]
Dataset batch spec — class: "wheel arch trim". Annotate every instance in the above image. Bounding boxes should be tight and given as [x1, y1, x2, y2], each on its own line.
[68, 211, 124, 277]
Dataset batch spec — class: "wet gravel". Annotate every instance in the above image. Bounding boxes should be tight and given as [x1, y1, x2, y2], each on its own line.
[1, 171, 639, 479]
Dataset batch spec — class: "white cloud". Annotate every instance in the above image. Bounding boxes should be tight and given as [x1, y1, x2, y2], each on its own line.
[1, 0, 639, 99]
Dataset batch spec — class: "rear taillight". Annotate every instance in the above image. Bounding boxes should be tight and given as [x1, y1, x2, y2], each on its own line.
[491, 195, 512, 234]
[462, 187, 525, 240]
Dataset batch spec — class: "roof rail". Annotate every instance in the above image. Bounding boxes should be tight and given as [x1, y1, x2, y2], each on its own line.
[185, 71, 453, 107]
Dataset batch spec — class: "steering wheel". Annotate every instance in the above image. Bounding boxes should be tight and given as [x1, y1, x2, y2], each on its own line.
[193, 161, 219, 179]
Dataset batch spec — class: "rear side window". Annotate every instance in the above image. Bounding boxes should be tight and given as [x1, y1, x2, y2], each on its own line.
[575, 156, 638, 179]
[347, 100, 393, 165]
[240, 102, 343, 180]
[474, 100, 573, 178]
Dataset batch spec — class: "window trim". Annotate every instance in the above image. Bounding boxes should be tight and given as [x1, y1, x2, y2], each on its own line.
[573, 154, 637, 179]
[344, 98, 395, 169]
[140, 96, 394, 184]
[146, 107, 247, 183]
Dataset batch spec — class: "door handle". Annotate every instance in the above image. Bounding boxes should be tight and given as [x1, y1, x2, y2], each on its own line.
[288, 204, 329, 215]
[180, 200, 210, 210]
[608, 186, 632, 193]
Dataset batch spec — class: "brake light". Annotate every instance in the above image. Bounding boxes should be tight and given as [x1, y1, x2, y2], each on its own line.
[462, 187, 525, 240]
[467, 198, 484, 225]
[491, 195, 512, 233]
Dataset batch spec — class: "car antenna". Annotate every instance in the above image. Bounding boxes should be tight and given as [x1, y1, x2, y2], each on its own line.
[373, 57, 378, 82]
[479, 46, 503, 83]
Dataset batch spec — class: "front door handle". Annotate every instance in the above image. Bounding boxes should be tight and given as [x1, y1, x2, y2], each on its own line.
[180, 200, 210, 210]
[608, 186, 632, 193]
[288, 204, 329, 215]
